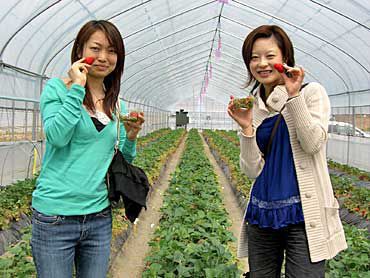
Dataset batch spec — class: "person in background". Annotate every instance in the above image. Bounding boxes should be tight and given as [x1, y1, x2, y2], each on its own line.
[228, 25, 347, 277]
[31, 20, 144, 278]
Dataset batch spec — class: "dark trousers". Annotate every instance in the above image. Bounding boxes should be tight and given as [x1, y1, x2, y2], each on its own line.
[247, 223, 325, 278]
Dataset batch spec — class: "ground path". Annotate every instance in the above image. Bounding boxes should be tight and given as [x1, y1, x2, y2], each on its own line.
[111, 131, 247, 277]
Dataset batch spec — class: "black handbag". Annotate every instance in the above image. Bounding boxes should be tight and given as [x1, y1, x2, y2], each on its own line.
[106, 105, 150, 223]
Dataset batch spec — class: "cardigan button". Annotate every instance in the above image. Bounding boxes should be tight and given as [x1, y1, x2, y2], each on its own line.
[310, 222, 316, 228]
[305, 193, 312, 198]
[272, 96, 279, 103]
[299, 161, 307, 169]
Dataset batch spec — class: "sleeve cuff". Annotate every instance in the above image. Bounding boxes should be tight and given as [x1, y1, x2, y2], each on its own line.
[238, 127, 256, 138]
[124, 138, 137, 149]
[69, 84, 86, 101]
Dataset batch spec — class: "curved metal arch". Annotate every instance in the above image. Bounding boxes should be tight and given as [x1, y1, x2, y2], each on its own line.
[30, 0, 127, 75]
[150, 74, 237, 108]
[146, 67, 242, 101]
[139, 77, 204, 105]
[126, 1, 223, 106]
[54, 16, 217, 81]
[211, 57, 245, 73]
[47, 15, 218, 80]
[127, 56, 245, 102]
[165, 78, 235, 104]
[139, 74, 206, 106]
[0, 0, 22, 26]
[127, 31, 214, 68]
[126, 63, 207, 100]
[41, 1, 152, 77]
[123, 0, 216, 40]
[148, 59, 246, 96]
[124, 40, 212, 83]
[136, 65, 245, 105]
[124, 53, 210, 94]
[309, 0, 370, 31]
[231, 0, 369, 73]
[155, 76, 241, 109]
[31, 0, 128, 73]
[136, 68, 210, 103]
[0, 0, 63, 58]
[126, 17, 218, 56]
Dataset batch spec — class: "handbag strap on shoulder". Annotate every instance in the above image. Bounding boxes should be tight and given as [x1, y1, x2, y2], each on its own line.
[264, 83, 309, 157]
[115, 99, 121, 151]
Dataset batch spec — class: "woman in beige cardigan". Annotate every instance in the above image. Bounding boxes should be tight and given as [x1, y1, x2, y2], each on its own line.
[228, 25, 347, 277]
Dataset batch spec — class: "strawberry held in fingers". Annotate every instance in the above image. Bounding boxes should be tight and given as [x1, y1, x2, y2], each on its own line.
[274, 63, 284, 73]
[274, 63, 292, 77]
[84, 57, 95, 65]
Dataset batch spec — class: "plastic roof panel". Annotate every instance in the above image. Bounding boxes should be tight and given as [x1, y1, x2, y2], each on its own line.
[0, 0, 369, 110]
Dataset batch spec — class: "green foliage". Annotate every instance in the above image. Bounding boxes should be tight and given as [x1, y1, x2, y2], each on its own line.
[0, 178, 35, 230]
[326, 224, 370, 278]
[203, 129, 370, 277]
[202, 129, 253, 198]
[0, 227, 36, 278]
[328, 160, 370, 181]
[0, 129, 185, 277]
[143, 129, 241, 277]
[331, 175, 370, 219]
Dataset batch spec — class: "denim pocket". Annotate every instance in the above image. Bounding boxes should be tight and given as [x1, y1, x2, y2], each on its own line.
[32, 208, 63, 225]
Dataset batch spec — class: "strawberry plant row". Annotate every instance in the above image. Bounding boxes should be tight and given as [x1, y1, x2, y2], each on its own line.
[203, 130, 370, 276]
[202, 130, 253, 200]
[0, 129, 185, 277]
[137, 128, 171, 150]
[143, 129, 241, 277]
[326, 224, 370, 277]
[328, 159, 370, 181]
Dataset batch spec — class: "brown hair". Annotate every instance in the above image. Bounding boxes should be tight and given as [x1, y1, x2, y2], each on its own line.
[71, 20, 125, 119]
[242, 25, 295, 88]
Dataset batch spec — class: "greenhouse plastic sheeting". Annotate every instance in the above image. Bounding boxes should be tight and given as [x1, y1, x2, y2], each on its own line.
[0, 0, 369, 110]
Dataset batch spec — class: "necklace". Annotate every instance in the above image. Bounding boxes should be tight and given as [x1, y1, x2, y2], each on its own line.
[94, 98, 104, 105]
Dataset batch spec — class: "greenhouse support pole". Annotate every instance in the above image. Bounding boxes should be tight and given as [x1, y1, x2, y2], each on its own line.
[25, 102, 28, 139]
[11, 100, 15, 142]
[346, 92, 350, 165]
[352, 106, 356, 136]
[32, 103, 37, 141]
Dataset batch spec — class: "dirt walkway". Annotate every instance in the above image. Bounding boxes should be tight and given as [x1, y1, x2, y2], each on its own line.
[200, 132, 248, 273]
[110, 134, 187, 278]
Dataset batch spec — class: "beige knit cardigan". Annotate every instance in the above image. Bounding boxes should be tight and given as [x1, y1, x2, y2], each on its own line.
[237, 82, 347, 269]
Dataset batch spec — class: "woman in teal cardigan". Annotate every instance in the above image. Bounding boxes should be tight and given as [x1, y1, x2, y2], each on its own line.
[31, 20, 144, 278]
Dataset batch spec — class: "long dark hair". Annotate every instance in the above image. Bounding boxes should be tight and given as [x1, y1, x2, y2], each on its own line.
[242, 25, 295, 90]
[71, 20, 125, 119]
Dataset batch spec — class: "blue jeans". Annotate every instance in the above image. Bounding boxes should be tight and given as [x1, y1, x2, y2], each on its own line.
[247, 223, 325, 278]
[31, 206, 112, 278]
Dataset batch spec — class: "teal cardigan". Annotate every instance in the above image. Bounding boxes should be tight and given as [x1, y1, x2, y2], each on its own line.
[32, 78, 136, 215]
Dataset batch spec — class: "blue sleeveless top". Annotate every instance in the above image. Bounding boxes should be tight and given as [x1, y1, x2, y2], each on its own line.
[245, 114, 304, 229]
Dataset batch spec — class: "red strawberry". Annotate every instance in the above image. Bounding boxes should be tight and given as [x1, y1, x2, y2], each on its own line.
[274, 63, 284, 73]
[84, 57, 95, 65]
[230, 95, 234, 100]
[130, 111, 139, 118]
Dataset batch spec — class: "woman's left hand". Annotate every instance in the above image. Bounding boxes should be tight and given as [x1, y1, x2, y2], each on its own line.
[124, 112, 145, 140]
[281, 64, 305, 98]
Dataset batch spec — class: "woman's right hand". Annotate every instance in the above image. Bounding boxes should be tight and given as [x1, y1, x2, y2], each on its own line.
[227, 101, 253, 134]
[68, 58, 91, 87]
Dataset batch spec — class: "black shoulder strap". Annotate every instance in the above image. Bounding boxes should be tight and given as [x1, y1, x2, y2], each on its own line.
[264, 83, 309, 157]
